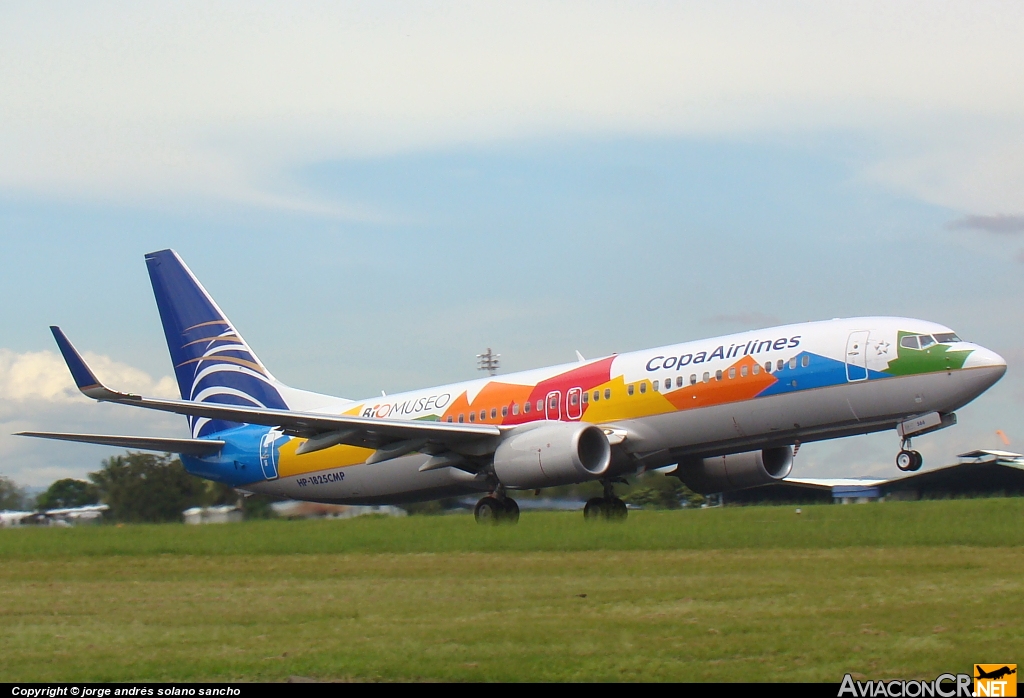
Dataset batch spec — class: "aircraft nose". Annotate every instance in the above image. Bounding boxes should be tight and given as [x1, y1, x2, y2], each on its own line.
[962, 345, 1007, 394]
[964, 345, 1007, 372]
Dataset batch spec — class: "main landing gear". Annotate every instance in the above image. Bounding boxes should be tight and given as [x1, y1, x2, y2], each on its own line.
[896, 438, 923, 472]
[584, 479, 628, 522]
[474, 494, 520, 525]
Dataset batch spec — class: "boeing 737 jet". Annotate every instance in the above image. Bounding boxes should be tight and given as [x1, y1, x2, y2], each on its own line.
[19, 250, 1006, 523]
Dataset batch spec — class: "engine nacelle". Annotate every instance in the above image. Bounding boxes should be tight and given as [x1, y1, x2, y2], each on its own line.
[676, 446, 794, 494]
[493, 422, 612, 489]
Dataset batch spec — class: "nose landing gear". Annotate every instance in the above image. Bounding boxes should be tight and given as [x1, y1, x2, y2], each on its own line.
[583, 479, 628, 522]
[896, 438, 923, 472]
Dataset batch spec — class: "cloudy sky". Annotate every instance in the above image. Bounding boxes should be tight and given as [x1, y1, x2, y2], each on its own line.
[2, 1, 1022, 487]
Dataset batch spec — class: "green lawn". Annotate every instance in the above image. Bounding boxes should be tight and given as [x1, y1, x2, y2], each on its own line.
[1, 500, 1021, 681]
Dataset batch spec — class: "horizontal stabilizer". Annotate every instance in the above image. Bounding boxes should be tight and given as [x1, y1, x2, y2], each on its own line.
[16, 432, 225, 456]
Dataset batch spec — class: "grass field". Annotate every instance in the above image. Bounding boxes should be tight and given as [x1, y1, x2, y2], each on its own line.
[2, 499, 1022, 682]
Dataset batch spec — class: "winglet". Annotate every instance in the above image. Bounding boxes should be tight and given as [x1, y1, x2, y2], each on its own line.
[50, 326, 129, 401]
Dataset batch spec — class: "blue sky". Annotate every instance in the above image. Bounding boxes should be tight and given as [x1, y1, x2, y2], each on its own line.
[1, 2, 1022, 486]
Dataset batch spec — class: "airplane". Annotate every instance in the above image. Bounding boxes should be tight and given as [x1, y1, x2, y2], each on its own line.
[18, 250, 1006, 524]
[975, 666, 1016, 681]
[0, 504, 109, 527]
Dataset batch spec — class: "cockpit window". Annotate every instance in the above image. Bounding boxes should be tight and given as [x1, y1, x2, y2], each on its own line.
[918, 335, 936, 349]
[933, 332, 961, 344]
[900, 335, 919, 350]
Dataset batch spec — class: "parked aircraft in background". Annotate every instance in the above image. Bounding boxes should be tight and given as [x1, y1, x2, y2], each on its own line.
[0, 504, 109, 527]
[19, 250, 1006, 523]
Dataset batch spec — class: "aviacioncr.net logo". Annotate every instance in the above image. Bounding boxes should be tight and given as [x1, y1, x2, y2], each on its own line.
[839, 673, 973, 697]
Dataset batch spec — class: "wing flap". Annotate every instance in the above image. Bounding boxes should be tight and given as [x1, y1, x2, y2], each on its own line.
[16, 432, 225, 456]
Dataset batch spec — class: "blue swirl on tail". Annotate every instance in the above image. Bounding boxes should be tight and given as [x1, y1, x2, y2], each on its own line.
[145, 249, 288, 437]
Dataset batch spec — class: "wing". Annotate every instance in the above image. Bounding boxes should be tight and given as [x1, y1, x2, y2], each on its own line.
[15, 432, 226, 456]
[49, 326, 500, 455]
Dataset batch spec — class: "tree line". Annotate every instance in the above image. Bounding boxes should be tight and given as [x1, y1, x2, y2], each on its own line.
[1, 452, 276, 522]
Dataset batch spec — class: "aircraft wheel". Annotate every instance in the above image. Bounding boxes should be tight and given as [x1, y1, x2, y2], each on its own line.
[909, 450, 923, 472]
[503, 497, 520, 524]
[896, 450, 916, 472]
[607, 497, 628, 521]
[474, 496, 504, 525]
[584, 497, 606, 521]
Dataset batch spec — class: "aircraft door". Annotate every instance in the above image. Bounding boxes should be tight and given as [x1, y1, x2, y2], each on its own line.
[845, 331, 870, 382]
[259, 429, 281, 480]
[566, 387, 583, 420]
[545, 390, 562, 420]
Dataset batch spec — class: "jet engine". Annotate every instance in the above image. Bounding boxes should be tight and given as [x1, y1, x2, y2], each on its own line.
[674, 446, 794, 494]
[493, 422, 612, 489]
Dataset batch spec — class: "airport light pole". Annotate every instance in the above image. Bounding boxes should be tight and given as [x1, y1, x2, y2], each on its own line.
[477, 348, 500, 376]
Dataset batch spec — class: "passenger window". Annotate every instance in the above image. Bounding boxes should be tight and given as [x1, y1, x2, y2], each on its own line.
[789, 358, 796, 370]
[537, 400, 543, 411]
[728, 368, 736, 379]
[777, 359, 784, 371]
[605, 388, 611, 400]
[513, 403, 520, 415]
[628, 384, 635, 396]
[524, 402, 531, 413]
[652, 380, 659, 391]
[801, 355, 809, 368]
[676, 376, 683, 388]
[741, 365, 748, 377]
[752, 364, 760, 375]
[690, 374, 697, 385]
[502, 406, 508, 417]
[715, 370, 723, 381]
[765, 362, 772, 373]
[919, 335, 936, 349]
[593, 391, 600, 402]
[459, 414, 465, 423]
[900, 335, 919, 350]
[703, 372, 710, 383]
[640, 382, 647, 394]
[469, 413, 475, 422]
[490, 408, 497, 419]
[446, 416, 453, 423]
[582, 392, 589, 404]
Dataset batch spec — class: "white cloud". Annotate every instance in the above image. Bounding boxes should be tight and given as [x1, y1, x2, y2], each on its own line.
[0, 349, 176, 404]
[1, 2, 1023, 212]
[0, 349, 180, 486]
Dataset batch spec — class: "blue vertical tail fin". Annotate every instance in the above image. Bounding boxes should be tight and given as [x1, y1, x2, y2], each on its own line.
[145, 249, 289, 437]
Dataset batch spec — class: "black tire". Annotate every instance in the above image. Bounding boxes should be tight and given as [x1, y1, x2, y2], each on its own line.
[896, 450, 914, 472]
[503, 497, 520, 524]
[909, 450, 923, 472]
[474, 496, 504, 525]
[584, 497, 606, 521]
[608, 498, 628, 521]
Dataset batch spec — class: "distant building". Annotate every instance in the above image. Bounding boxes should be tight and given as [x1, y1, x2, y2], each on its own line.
[183, 504, 243, 525]
[270, 501, 407, 520]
